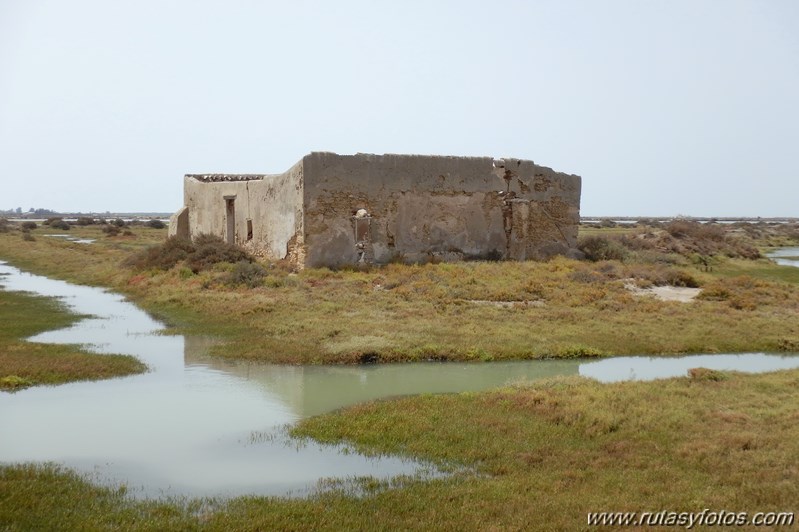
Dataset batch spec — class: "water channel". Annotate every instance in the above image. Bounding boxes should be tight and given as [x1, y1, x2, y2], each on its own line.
[767, 246, 799, 268]
[1, 259, 798, 499]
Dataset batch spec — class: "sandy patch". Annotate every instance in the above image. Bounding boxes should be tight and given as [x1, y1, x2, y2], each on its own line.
[466, 299, 545, 309]
[625, 283, 701, 303]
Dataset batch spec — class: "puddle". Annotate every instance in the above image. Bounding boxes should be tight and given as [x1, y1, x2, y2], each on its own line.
[1, 259, 798, 499]
[43, 234, 96, 244]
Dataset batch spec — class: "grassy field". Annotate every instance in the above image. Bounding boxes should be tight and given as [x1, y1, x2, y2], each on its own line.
[1, 220, 798, 529]
[0, 280, 145, 391]
[2, 369, 797, 529]
[1, 222, 798, 364]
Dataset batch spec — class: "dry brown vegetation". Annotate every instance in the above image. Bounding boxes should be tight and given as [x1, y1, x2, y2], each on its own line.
[579, 219, 766, 263]
[124, 234, 254, 273]
[1, 222, 799, 365]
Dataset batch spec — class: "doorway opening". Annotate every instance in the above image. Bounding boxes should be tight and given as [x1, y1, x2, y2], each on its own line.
[224, 195, 236, 244]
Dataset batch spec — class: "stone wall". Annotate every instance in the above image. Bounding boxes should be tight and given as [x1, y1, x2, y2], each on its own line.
[301, 152, 581, 268]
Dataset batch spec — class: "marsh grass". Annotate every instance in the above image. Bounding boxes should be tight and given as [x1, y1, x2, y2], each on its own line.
[288, 370, 799, 528]
[0, 464, 203, 531]
[0, 282, 145, 391]
[3, 369, 798, 530]
[1, 225, 799, 364]
[712, 257, 799, 284]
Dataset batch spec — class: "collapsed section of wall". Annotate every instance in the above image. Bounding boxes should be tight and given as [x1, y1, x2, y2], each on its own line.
[301, 152, 581, 268]
[168, 206, 189, 240]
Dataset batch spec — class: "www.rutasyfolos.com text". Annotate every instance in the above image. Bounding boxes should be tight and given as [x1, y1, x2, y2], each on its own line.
[587, 509, 795, 528]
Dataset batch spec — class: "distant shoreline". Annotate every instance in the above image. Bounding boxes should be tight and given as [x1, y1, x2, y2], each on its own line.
[2, 213, 172, 222]
[3, 213, 797, 224]
[581, 216, 799, 223]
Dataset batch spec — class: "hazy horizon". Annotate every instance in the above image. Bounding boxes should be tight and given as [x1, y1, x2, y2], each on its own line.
[1, 1, 797, 217]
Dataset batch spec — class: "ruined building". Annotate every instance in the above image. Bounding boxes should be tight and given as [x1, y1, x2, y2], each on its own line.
[169, 152, 582, 269]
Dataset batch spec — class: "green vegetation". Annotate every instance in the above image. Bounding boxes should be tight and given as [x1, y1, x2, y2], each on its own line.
[0, 464, 198, 531]
[2, 369, 798, 529]
[711, 257, 799, 285]
[223, 260, 268, 288]
[0, 288, 145, 391]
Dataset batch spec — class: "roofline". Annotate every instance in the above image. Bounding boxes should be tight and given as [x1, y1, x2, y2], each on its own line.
[185, 174, 265, 183]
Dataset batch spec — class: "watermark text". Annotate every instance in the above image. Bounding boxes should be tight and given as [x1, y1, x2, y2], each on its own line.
[587, 509, 795, 528]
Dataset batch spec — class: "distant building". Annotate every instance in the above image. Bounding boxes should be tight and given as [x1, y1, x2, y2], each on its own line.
[169, 152, 582, 269]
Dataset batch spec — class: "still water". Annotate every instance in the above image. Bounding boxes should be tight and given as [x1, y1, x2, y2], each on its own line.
[768, 246, 799, 268]
[42, 234, 96, 244]
[1, 260, 798, 499]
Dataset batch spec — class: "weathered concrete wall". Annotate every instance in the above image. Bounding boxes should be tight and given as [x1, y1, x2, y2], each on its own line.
[184, 176, 252, 243]
[181, 167, 304, 261]
[172, 151, 581, 269]
[301, 152, 581, 268]
[244, 161, 304, 261]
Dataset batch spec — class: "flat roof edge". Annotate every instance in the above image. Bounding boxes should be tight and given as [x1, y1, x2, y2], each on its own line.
[185, 174, 266, 183]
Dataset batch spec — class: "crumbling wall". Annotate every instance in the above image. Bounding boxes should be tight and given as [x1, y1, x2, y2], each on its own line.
[181, 168, 304, 262]
[173, 151, 580, 269]
[301, 152, 581, 268]
[499, 162, 582, 260]
[245, 161, 304, 261]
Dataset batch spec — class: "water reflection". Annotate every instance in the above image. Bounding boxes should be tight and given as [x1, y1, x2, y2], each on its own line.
[186, 343, 580, 418]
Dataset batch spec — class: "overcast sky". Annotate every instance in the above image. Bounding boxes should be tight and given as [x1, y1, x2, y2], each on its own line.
[1, 0, 797, 216]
